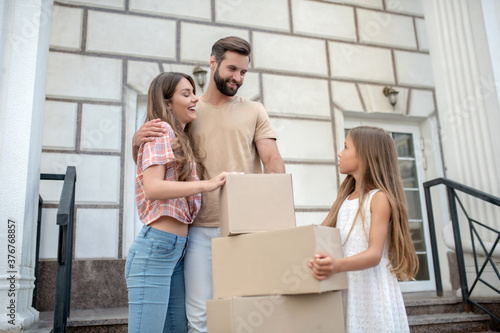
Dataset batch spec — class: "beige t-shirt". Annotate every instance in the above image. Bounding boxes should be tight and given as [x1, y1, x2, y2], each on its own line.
[190, 95, 276, 227]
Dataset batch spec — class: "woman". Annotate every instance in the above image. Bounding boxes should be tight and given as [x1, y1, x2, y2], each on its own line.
[125, 72, 227, 333]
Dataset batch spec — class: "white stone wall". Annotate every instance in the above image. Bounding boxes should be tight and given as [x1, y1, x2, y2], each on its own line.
[40, 0, 437, 260]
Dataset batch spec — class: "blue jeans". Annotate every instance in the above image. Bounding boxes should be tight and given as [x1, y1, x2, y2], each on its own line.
[184, 227, 220, 333]
[125, 225, 188, 333]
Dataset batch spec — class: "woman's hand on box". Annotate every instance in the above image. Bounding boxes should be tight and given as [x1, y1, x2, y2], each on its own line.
[204, 172, 229, 192]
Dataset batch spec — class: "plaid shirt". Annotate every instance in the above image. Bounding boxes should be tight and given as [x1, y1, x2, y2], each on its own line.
[135, 125, 201, 225]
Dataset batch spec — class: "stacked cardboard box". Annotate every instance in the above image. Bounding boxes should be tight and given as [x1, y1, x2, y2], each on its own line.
[218, 174, 296, 237]
[208, 174, 347, 333]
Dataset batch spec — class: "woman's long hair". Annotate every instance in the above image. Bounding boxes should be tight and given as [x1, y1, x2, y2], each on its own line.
[323, 126, 419, 280]
[145, 72, 203, 181]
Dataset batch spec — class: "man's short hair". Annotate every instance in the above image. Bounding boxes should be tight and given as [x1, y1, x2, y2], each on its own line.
[211, 36, 251, 64]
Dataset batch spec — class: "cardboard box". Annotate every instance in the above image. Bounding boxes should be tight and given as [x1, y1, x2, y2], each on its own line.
[207, 291, 344, 333]
[212, 225, 347, 298]
[219, 174, 296, 237]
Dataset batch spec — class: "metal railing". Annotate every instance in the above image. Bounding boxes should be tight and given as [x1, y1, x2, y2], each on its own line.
[39, 166, 77, 333]
[423, 177, 500, 322]
[32, 195, 43, 308]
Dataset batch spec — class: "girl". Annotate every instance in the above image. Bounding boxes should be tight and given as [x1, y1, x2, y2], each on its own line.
[125, 72, 227, 333]
[309, 126, 418, 333]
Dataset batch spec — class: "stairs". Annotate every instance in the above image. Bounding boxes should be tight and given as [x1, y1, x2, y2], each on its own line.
[405, 292, 498, 333]
[22, 293, 499, 332]
[17, 308, 127, 333]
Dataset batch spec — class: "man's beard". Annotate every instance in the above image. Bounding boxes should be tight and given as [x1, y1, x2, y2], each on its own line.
[214, 65, 241, 96]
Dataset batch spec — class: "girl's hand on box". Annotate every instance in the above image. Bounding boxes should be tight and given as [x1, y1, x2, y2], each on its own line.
[309, 251, 337, 280]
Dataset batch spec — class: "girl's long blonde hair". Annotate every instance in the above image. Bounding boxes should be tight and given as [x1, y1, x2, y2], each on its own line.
[146, 72, 203, 181]
[323, 126, 419, 280]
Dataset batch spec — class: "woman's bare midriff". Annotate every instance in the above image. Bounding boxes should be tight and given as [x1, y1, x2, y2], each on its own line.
[149, 215, 188, 237]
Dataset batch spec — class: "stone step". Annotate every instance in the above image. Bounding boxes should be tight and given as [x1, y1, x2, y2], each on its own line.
[17, 308, 128, 333]
[408, 312, 491, 333]
[24, 310, 495, 333]
[22, 295, 499, 332]
[404, 292, 464, 316]
[65, 307, 127, 332]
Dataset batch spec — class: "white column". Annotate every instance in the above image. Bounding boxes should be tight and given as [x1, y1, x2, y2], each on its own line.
[480, 0, 500, 174]
[423, 0, 500, 296]
[0, 0, 53, 329]
[423, 0, 500, 195]
[423, 0, 500, 221]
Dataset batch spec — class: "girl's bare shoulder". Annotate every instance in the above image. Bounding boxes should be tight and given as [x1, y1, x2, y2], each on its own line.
[370, 190, 390, 213]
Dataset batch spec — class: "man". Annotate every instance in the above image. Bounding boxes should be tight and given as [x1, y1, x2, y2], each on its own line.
[133, 36, 285, 332]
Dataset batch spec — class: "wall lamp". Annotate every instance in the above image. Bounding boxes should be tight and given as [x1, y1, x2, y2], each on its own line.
[383, 86, 399, 107]
[192, 64, 208, 91]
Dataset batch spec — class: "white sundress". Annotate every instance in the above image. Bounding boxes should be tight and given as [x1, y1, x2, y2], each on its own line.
[337, 189, 410, 333]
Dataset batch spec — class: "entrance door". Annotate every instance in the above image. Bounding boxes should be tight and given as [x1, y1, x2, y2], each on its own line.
[344, 119, 435, 292]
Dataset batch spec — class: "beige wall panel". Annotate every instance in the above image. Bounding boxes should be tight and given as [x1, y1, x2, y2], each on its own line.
[395, 51, 434, 87]
[75, 209, 119, 259]
[323, 0, 383, 10]
[128, 61, 161, 95]
[39, 153, 121, 204]
[415, 18, 429, 51]
[49, 5, 83, 50]
[253, 32, 328, 76]
[58, 0, 124, 9]
[409, 89, 435, 117]
[215, 0, 289, 31]
[42, 101, 78, 150]
[263, 74, 331, 118]
[81, 104, 122, 152]
[291, 0, 356, 41]
[358, 9, 417, 49]
[39, 208, 59, 259]
[130, 0, 211, 20]
[331, 80, 364, 112]
[286, 164, 338, 208]
[329, 41, 395, 84]
[87, 11, 176, 59]
[386, 0, 424, 16]
[46, 52, 122, 102]
[270, 118, 336, 161]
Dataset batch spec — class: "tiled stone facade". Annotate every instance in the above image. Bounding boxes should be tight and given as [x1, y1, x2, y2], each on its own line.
[39, 0, 437, 308]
